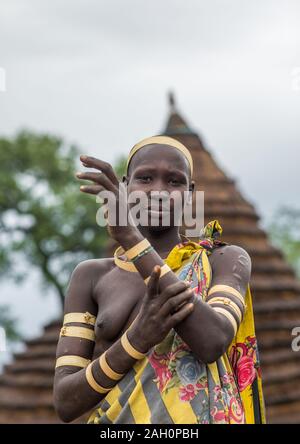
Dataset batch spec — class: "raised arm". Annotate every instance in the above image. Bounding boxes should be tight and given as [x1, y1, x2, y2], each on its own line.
[76, 156, 251, 364]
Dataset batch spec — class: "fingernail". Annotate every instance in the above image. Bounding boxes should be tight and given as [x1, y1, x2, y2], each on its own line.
[80, 185, 86, 190]
[80, 155, 88, 161]
[76, 172, 83, 177]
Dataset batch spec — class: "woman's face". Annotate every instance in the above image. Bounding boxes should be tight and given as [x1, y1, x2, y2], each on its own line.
[125, 144, 194, 230]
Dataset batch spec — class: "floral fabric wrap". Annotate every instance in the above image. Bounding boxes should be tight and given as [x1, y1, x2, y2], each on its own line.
[88, 220, 266, 424]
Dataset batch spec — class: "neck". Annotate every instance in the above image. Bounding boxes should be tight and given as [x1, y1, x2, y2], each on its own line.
[137, 225, 182, 256]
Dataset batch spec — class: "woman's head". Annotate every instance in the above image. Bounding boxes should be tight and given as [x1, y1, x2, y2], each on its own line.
[123, 136, 194, 231]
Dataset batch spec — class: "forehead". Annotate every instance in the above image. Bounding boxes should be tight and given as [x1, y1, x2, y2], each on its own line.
[128, 144, 190, 174]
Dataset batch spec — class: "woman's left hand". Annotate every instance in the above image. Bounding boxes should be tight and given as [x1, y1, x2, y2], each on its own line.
[76, 154, 137, 242]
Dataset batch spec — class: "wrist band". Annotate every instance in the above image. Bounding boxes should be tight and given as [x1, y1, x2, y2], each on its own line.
[131, 245, 154, 263]
[121, 330, 146, 360]
[207, 297, 243, 322]
[212, 306, 238, 336]
[144, 263, 171, 285]
[207, 285, 246, 308]
[55, 355, 91, 369]
[99, 352, 124, 381]
[125, 239, 151, 261]
[63, 312, 96, 326]
[60, 325, 95, 342]
[85, 362, 112, 394]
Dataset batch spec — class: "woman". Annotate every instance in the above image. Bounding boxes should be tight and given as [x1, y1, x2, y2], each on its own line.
[53, 136, 265, 424]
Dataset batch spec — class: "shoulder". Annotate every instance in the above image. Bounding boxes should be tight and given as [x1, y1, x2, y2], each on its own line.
[64, 258, 116, 311]
[72, 257, 115, 277]
[70, 257, 116, 288]
[209, 244, 252, 274]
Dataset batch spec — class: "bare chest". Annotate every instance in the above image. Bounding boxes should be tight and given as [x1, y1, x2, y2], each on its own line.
[93, 267, 146, 355]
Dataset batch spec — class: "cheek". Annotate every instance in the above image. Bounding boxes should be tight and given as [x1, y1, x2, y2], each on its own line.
[169, 191, 186, 210]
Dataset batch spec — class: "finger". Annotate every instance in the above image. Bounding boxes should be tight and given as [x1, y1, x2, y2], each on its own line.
[79, 185, 104, 195]
[76, 171, 117, 193]
[159, 289, 194, 317]
[80, 155, 119, 186]
[159, 281, 191, 305]
[166, 303, 194, 329]
[146, 265, 161, 299]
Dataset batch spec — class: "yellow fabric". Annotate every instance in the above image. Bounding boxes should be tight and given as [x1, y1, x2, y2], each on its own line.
[88, 219, 266, 424]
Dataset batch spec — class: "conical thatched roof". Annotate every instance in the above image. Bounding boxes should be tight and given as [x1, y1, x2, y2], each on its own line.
[1, 98, 300, 423]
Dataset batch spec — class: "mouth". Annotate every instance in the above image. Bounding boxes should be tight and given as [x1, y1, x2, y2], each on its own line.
[147, 207, 171, 214]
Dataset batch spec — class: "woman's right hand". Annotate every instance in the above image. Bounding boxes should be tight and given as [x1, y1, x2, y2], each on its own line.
[127, 265, 195, 353]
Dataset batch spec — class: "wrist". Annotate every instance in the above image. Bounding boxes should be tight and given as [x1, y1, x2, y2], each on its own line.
[126, 324, 150, 354]
[116, 229, 144, 251]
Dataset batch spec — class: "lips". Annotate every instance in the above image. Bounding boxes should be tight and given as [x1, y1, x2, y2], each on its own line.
[147, 208, 170, 215]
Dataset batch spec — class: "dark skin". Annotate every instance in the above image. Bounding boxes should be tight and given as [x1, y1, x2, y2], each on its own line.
[53, 145, 251, 423]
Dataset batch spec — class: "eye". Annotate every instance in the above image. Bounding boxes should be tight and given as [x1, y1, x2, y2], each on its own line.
[169, 178, 184, 186]
[137, 175, 152, 183]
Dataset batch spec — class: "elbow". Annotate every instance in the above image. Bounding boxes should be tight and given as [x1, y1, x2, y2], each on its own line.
[54, 399, 77, 423]
[195, 331, 228, 364]
[56, 408, 76, 424]
[53, 386, 79, 423]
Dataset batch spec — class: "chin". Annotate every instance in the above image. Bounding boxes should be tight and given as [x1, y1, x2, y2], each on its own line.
[148, 224, 174, 232]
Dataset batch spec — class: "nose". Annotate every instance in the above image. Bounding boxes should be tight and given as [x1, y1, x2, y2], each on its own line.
[148, 190, 170, 210]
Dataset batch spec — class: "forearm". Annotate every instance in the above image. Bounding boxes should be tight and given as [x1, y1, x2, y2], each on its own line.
[54, 328, 148, 423]
[118, 231, 227, 360]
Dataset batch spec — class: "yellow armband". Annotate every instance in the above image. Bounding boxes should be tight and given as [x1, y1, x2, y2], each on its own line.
[125, 238, 151, 261]
[144, 263, 171, 285]
[99, 352, 124, 381]
[63, 311, 96, 326]
[60, 325, 95, 342]
[120, 330, 146, 360]
[85, 362, 112, 394]
[55, 355, 91, 368]
[207, 297, 243, 322]
[207, 284, 246, 308]
[212, 306, 238, 336]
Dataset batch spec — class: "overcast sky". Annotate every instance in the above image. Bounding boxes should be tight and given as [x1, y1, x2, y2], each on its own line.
[0, 0, 300, 361]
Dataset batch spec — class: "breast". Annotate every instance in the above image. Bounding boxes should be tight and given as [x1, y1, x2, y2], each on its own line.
[93, 266, 146, 345]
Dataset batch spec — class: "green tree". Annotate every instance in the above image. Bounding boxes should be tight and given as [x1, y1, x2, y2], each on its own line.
[0, 130, 117, 316]
[269, 206, 300, 278]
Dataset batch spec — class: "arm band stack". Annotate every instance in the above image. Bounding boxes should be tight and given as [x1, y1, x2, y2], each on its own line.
[55, 311, 96, 369]
[207, 284, 246, 336]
